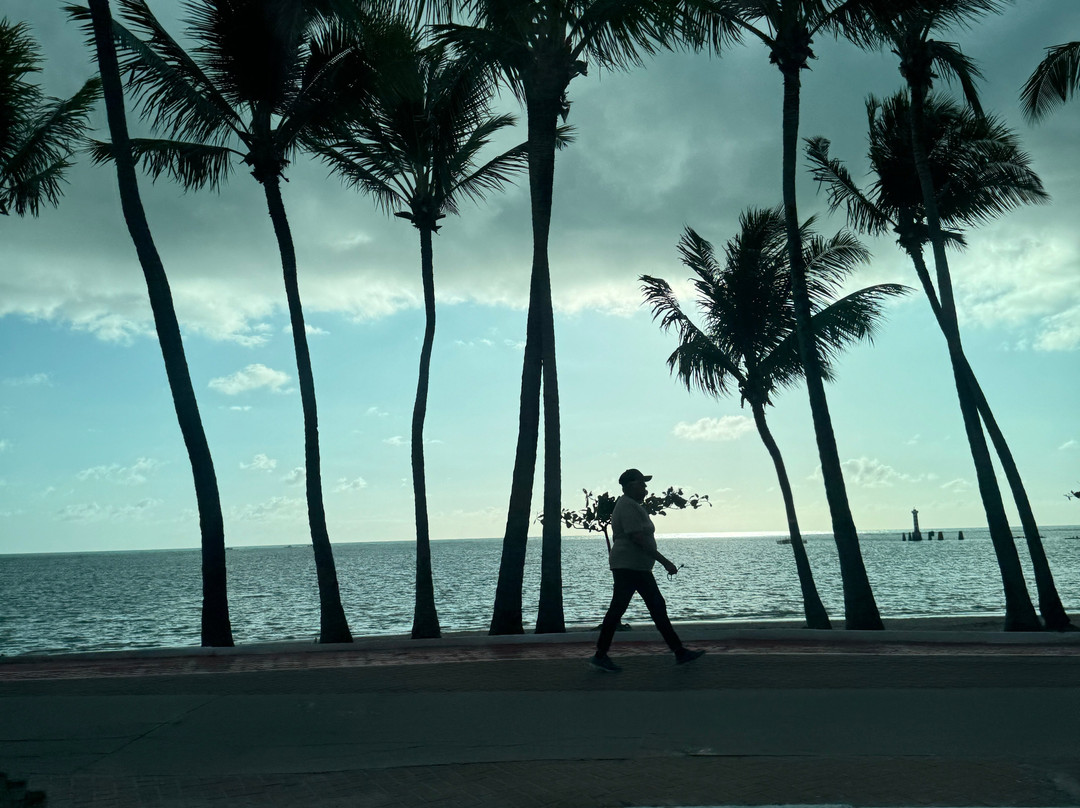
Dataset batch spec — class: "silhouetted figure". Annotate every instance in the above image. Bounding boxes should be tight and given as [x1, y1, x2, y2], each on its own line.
[591, 469, 705, 672]
[959, 531, 965, 540]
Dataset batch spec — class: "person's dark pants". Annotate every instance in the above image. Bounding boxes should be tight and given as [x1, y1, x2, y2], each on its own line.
[596, 568, 683, 656]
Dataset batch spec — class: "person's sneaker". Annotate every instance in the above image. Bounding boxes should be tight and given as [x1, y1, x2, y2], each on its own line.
[675, 647, 705, 665]
[590, 653, 621, 672]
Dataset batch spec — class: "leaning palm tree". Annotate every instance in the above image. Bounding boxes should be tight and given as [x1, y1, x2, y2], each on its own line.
[876, 0, 1041, 630]
[313, 41, 527, 639]
[68, 0, 404, 643]
[687, 0, 908, 629]
[808, 91, 1071, 630]
[78, 0, 234, 645]
[1021, 40, 1080, 122]
[436, 0, 686, 634]
[642, 208, 909, 630]
[1, 18, 100, 216]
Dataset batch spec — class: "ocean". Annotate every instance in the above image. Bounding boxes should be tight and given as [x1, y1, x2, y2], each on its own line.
[2, 526, 1078, 656]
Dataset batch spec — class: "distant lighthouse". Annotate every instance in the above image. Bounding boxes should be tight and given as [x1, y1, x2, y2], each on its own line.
[911, 508, 923, 542]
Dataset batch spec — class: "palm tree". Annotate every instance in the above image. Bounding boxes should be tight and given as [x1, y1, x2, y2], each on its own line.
[875, 0, 1041, 630]
[314, 41, 527, 639]
[1021, 40, 1080, 122]
[78, 0, 234, 645]
[70, 0, 403, 643]
[436, 0, 682, 634]
[1, 18, 100, 216]
[642, 208, 909, 630]
[808, 91, 1072, 630]
[688, 0, 908, 629]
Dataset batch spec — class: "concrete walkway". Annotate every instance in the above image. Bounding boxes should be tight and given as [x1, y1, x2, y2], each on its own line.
[2, 625, 1080, 807]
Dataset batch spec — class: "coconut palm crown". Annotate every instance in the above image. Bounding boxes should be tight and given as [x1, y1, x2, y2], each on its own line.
[0, 18, 100, 217]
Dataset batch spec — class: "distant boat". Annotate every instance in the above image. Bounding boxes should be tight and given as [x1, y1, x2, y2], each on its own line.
[776, 537, 804, 545]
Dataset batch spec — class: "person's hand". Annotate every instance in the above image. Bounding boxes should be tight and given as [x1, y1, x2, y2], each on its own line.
[663, 560, 678, 576]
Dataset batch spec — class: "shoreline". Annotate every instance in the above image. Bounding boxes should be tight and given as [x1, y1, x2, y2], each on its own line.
[3, 613, 1076, 667]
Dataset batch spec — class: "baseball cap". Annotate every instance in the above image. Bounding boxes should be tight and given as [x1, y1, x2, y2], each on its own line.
[618, 468, 653, 486]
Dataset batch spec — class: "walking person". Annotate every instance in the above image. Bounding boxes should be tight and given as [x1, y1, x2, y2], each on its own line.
[591, 468, 705, 672]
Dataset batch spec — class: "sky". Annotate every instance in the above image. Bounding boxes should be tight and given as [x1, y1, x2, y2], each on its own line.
[1, 1, 1078, 555]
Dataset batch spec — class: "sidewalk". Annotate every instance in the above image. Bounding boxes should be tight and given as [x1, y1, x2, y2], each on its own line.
[2, 624, 1080, 807]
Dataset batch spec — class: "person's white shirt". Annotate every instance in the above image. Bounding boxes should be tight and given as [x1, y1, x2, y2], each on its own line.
[608, 495, 656, 571]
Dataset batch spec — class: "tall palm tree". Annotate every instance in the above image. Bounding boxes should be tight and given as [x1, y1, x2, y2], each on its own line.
[642, 208, 909, 630]
[689, 0, 908, 629]
[1021, 40, 1080, 122]
[0, 18, 100, 216]
[875, 0, 1041, 630]
[436, 0, 684, 634]
[70, 0, 402, 643]
[314, 41, 527, 639]
[78, 0, 234, 645]
[808, 91, 1072, 630]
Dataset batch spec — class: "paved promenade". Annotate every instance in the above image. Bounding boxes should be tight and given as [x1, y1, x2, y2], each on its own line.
[2, 624, 1080, 807]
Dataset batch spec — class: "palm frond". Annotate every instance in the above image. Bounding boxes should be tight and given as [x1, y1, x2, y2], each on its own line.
[805, 134, 894, 235]
[809, 282, 911, 375]
[314, 142, 407, 215]
[0, 156, 70, 217]
[448, 131, 527, 209]
[926, 39, 984, 114]
[0, 22, 100, 219]
[67, 1, 242, 145]
[87, 137, 239, 190]
[641, 272, 743, 398]
[568, 0, 678, 69]
[1021, 41, 1080, 123]
[802, 228, 872, 302]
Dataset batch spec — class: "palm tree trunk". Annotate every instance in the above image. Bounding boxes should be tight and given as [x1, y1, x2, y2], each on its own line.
[532, 94, 564, 635]
[906, 87, 1040, 631]
[903, 240, 1070, 629]
[87, 0, 233, 647]
[489, 280, 542, 635]
[489, 85, 566, 635]
[750, 402, 831, 629]
[411, 225, 441, 639]
[261, 174, 353, 643]
[779, 63, 882, 630]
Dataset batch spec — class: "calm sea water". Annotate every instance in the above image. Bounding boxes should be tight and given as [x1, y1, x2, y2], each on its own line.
[2, 527, 1079, 656]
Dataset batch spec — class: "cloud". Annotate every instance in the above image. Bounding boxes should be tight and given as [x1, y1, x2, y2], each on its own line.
[284, 323, 329, 336]
[365, 406, 389, 417]
[455, 338, 496, 348]
[240, 453, 277, 472]
[3, 373, 51, 387]
[76, 457, 163, 485]
[672, 416, 754, 442]
[229, 496, 304, 521]
[0, 439, 10, 453]
[334, 477, 368, 492]
[56, 499, 161, 522]
[809, 457, 925, 488]
[940, 478, 973, 494]
[384, 435, 406, 446]
[229, 405, 252, 412]
[282, 467, 306, 486]
[1060, 439, 1078, 451]
[208, 364, 291, 395]
[956, 230, 1080, 351]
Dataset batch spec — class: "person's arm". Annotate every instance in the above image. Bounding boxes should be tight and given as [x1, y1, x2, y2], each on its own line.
[626, 530, 678, 574]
